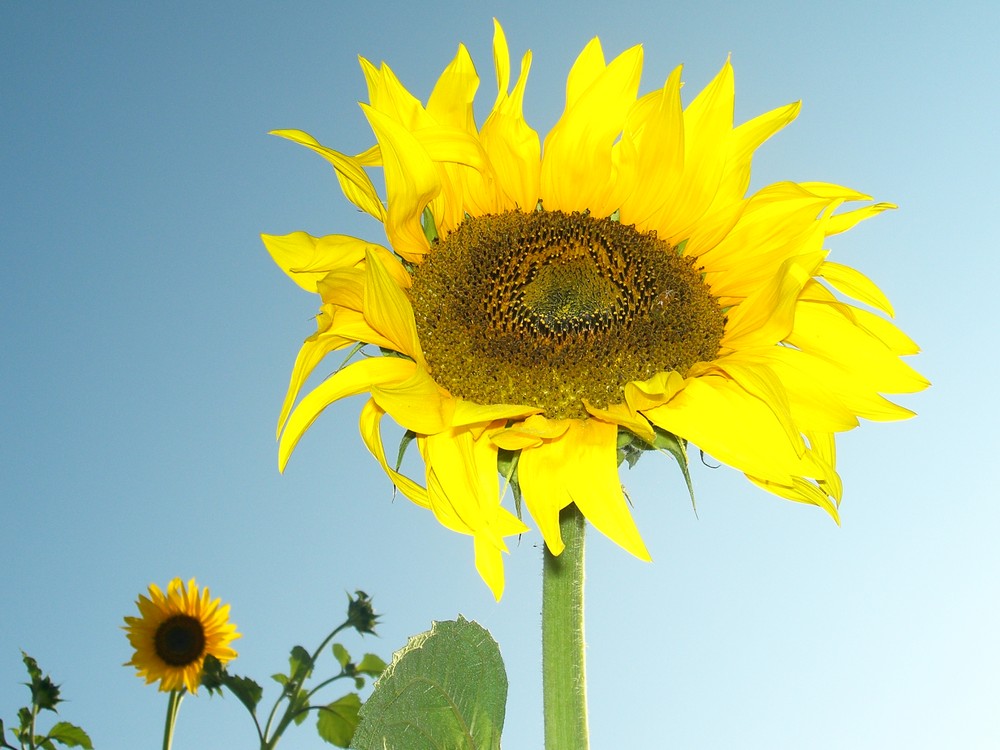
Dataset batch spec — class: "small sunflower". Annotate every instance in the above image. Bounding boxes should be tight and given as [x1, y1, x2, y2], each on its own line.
[124, 578, 240, 693]
[264, 21, 927, 599]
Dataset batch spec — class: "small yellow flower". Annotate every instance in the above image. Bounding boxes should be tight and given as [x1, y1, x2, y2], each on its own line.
[265, 21, 927, 599]
[124, 578, 240, 693]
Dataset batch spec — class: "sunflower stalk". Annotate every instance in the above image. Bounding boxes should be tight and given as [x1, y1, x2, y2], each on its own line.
[161, 690, 183, 750]
[542, 505, 589, 750]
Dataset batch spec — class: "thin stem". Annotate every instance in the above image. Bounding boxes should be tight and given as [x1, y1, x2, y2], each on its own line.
[161, 690, 183, 750]
[262, 622, 351, 750]
[542, 505, 589, 750]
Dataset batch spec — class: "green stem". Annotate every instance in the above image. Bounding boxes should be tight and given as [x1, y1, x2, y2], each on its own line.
[262, 622, 351, 750]
[542, 505, 589, 750]
[162, 690, 183, 750]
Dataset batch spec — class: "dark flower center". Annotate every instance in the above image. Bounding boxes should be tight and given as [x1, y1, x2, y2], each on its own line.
[410, 210, 726, 419]
[154, 614, 206, 667]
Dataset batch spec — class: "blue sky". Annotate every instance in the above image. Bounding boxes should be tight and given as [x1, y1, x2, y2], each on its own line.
[2, 1, 997, 747]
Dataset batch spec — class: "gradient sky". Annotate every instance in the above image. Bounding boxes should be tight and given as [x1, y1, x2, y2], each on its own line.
[2, 2, 997, 748]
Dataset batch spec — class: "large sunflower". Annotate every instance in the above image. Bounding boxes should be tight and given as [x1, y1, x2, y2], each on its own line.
[124, 578, 240, 693]
[264, 21, 927, 599]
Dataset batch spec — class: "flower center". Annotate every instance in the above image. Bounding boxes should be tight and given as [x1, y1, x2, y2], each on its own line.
[410, 210, 725, 419]
[154, 614, 206, 667]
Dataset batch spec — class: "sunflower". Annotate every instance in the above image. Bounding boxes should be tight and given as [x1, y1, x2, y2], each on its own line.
[124, 578, 240, 693]
[264, 21, 927, 599]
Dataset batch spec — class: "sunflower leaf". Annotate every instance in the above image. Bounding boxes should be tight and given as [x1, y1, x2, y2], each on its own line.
[201, 656, 263, 716]
[350, 617, 506, 750]
[332, 643, 350, 669]
[289, 645, 314, 683]
[356, 653, 386, 678]
[44, 722, 93, 749]
[317, 692, 362, 747]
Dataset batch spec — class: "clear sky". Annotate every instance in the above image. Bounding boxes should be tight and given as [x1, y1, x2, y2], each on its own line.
[2, 1, 997, 748]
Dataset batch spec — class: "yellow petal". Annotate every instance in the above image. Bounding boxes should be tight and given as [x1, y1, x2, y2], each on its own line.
[692, 353, 805, 456]
[825, 202, 896, 236]
[451, 399, 541, 428]
[422, 427, 530, 600]
[358, 399, 430, 508]
[481, 22, 540, 211]
[541, 44, 643, 213]
[625, 370, 685, 412]
[371, 366, 451, 434]
[360, 104, 439, 262]
[564, 37, 607, 108]
[644, 375, 820, 485]
[276, 320, 395, 440]
[362, 248, 423, 362]
[427, 44, 479, 132]
[489, 413, 571, 451]
[261, 232, 374, 293]
[650, 58, 733, 240]
[619, 66, 685, 227]
[583, 400, 655, 444]
[747, 474, 841, 523]
[722, 250, 825, 350]
[279, 356, 416, 472]
[519, 418, 650, 561]
[269, 130, 386, 221]
[819, 261, 895, 317]
[714, 100, 800, 205]
[789, 301, 930, 394]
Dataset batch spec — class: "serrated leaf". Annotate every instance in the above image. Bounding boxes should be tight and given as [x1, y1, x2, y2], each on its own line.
[332, 642, 350, 669]
[317, 693, 362, 747]
[356, 653, 386, 677]
[200, 655, 226, 695]
[46, 722, 93, 749]
[289, 645, 314, 683]
[351, 617, 506, 750]
[226, 674, 264, 715]
[18, 706, 32, 732]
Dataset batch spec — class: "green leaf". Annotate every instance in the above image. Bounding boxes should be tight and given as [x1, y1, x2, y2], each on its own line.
[18, 706, 31, 733]
[317, 693, 361, 747]
[651, 426, 697, 513]
[497, 448, 523, 518]
[289, 645, 314, 683]
[21, 652, 42, 682]
[421, 206, 438, 244]
[332, 643, 350, 670]
[351, 617, 506, 750]
[271, 673, 289, 687]
[200, 655, 226, 695]
[292, 691, 310, 726]
[395, 430, 417, 472]
[201, 655, 263, 715]
[45, 722, 93, 749]
[355, 653, 386, 678]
